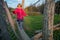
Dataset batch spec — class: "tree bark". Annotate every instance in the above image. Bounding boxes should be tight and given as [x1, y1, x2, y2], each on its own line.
[22, 0, 25, 8]
[0, 0, 11, 40]
[1, 0, 22, 40]
[42, 0, 55, 40]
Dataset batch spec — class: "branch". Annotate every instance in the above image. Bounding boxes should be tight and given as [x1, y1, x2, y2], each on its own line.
[33, 24, 60, 40]
[53, 23, 60, 30]
[54, 23, 60, 27]
[34, 32, 42, 40]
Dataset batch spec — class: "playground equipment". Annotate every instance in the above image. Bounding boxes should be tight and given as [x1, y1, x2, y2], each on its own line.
[0, 0, 60, 40]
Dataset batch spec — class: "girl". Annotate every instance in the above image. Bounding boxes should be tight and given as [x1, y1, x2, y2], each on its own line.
[13, 4, 27, 29]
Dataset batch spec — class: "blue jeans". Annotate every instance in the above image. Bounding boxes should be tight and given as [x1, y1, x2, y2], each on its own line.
[17, 19, 23, 29]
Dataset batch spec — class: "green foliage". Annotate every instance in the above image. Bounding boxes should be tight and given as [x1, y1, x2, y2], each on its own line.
[37, 4, 44, 14]
[8, 7, 14, 12]
[53, 14, 60, 40]
[26, 12, 41, 16]
[55, 0, 60, 14]
[25, 0, 60, 15]
[24, 14, 60, 39]
[25, 6, 38, 12]
[24, 15, 43, 37]
[7, 24, 18, 40]
[53, 30, 60, 40]
[54, 14, 60, 25]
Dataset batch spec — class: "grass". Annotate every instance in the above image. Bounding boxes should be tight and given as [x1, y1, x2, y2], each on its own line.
[53, 14, 60, 40]
[54, 14, 60, 25]
[23, 14, 60, 38]
[24, 15, 43, 37]
[11, 14, 60, 39]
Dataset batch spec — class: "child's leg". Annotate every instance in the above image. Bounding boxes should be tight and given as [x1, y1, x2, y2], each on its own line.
[17, 20, 23, 29]
[19, 21, 23, 29]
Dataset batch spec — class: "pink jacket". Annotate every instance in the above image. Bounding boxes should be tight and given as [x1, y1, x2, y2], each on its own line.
[13, 8, 27, 20]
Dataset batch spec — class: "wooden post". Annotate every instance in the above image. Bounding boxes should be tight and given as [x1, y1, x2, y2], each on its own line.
[42, 0, 55, 40]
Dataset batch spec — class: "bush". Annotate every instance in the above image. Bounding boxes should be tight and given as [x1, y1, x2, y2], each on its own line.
[26, 12, 41, 16]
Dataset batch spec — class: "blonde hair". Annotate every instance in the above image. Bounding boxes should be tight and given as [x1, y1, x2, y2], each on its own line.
[17, 3, 22, 7]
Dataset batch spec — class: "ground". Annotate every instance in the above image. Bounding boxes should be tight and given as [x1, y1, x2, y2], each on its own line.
[23, 14, 60, 40]
[12, 14, 60, 40]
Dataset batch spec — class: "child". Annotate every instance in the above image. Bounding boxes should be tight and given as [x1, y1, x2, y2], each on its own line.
[13, 4, 27, 29]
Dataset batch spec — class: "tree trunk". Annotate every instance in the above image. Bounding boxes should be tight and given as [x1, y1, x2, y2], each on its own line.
[42, 0, 55, 40]
[22, 0, 25, 8]
[1, 0, 22, 40]
[0, 0, 11, 40]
